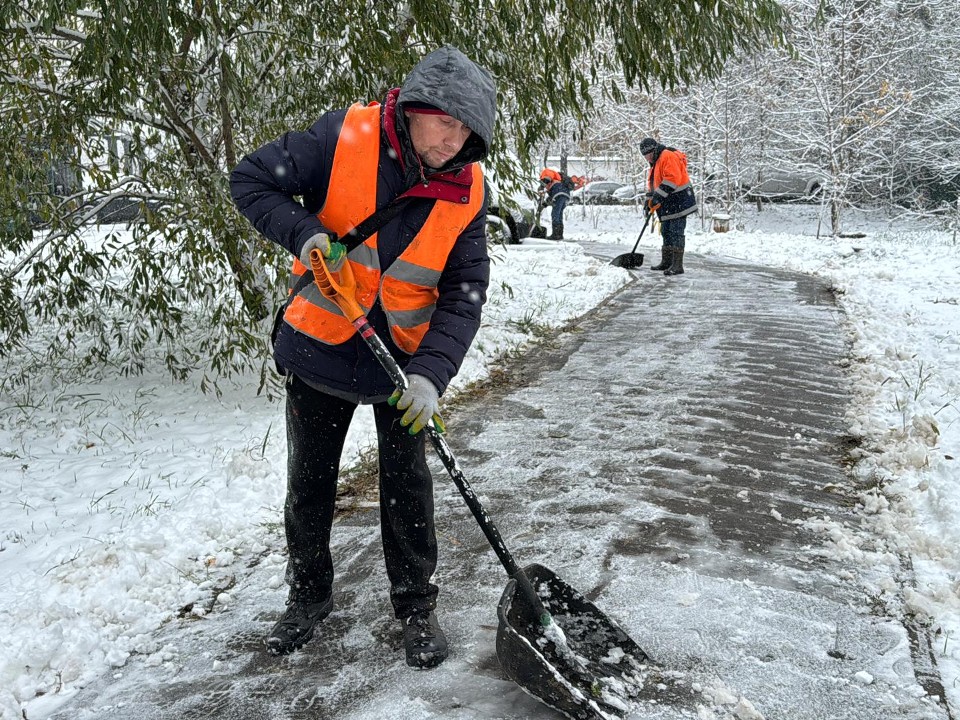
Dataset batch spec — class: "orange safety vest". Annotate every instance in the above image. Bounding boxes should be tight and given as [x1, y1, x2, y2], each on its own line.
[649, 149, 692, 195]
[283, 102, 485, 353]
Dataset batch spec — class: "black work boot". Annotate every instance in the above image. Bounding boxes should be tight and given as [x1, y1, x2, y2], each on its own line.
[664, 248, 685, 276]
[651, 245, 672, 271]
[264, 597, 333, 655]
[548, 223, 564, 240]
[402, 610, 448, 669]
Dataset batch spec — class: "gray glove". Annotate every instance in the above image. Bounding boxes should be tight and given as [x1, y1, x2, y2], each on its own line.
[299, 232, 346, 271]
[389, 374, 440, 435]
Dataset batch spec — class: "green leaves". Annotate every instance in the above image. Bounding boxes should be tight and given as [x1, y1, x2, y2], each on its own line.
[0, 0, 787, 388]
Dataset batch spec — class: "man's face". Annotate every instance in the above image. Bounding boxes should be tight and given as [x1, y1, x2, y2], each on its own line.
[405, 111, 473, 169]
[643, 151, 655, 164]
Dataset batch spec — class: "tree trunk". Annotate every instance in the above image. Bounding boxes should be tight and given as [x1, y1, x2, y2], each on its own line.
[831, 198, 842, 237]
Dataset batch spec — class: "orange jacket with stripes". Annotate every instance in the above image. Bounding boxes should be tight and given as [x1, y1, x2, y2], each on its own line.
[647, 148, 697, 221]
[283, 103, 485, 354]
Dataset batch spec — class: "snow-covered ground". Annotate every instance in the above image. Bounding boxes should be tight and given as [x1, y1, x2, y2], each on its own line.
[1, 202, 958, 720]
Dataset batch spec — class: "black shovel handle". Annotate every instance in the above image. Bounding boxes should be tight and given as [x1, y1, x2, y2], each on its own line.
[627, 211, 654, 254]
[348, 314, 553, 625]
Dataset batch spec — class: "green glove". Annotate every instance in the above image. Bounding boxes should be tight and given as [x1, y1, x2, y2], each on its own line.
[299, 233, 347, 271]
[388, 375, 441, 435]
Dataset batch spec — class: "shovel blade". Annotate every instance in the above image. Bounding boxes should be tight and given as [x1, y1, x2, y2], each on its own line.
[496, 563, 650, 720]
[610, 252, 644, 269]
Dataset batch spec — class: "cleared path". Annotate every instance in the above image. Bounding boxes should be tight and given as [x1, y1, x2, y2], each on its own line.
[53, 250, 950, 720]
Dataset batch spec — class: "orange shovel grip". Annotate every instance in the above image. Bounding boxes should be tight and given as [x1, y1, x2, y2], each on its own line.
[309, 249, 364, 322]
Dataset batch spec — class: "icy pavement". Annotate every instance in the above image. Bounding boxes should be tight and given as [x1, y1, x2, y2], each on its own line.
[49, 250, 949, 719]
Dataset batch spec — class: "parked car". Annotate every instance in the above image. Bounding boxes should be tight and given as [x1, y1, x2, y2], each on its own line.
[701, 171, 747, 202]
[485, 174, 536, 244]
[94, 197, 162, 223]
[612, 183, 645, 205]
[569, 181, 625, 205]
[743, 169, 826, 202]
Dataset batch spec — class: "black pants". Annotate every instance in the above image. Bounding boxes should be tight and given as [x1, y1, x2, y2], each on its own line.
[661, 216, 687, 249]
[284, 375, 438, 619]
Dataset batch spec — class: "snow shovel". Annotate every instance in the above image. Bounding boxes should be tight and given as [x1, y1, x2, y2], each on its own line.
[610, 209, 656, 268]
[308, 250, 651, 720]
[530, 195, 548, 238]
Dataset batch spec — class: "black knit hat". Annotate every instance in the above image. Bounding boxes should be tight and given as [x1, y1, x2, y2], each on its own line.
[639, 137, 658, 155]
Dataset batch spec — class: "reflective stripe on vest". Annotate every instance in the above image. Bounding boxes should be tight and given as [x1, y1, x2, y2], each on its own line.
[283, 102, 484, 353]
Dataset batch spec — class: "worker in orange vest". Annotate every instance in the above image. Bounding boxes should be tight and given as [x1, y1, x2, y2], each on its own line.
[231, 47, 496, 669]
[538, 167, 573, 240]
[640, 137, 697, 275]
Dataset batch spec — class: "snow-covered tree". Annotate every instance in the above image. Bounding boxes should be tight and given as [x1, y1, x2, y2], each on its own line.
[577, 0, 960, 236]
[888, 0, 960, 217]
[772, 0, 918, 232]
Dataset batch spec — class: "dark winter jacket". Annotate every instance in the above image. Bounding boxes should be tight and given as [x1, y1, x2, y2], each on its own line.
[546, 181, 571, 204]
[230, 47, 496, 401]
[647, 144, 697, 221]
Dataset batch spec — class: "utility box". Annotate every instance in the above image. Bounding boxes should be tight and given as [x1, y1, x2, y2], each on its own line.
[712, 213, 732, 233]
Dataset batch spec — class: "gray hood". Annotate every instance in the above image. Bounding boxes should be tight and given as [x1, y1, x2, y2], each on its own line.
[397, 46, 497, 158]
